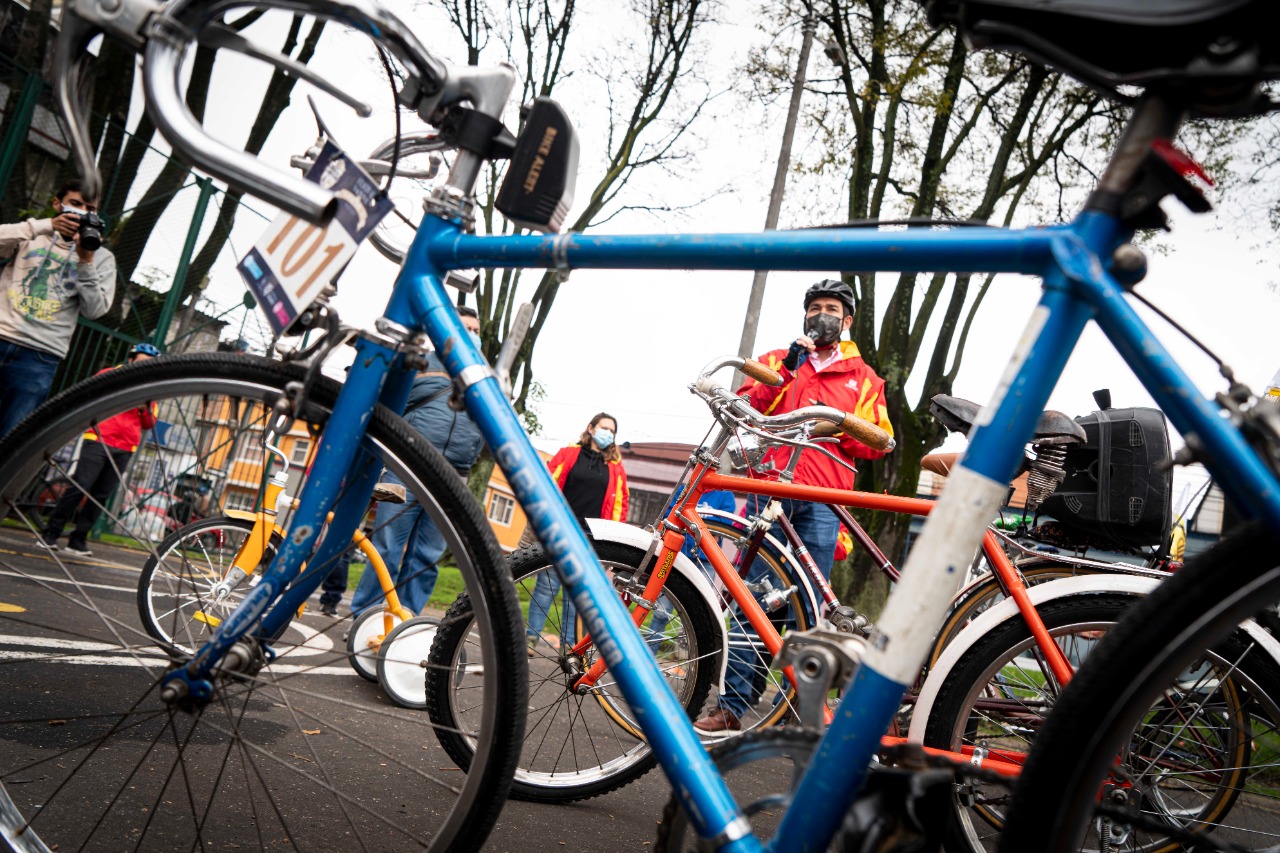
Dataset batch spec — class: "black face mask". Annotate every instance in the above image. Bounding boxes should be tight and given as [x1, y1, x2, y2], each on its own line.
[805, 312, 843, 347]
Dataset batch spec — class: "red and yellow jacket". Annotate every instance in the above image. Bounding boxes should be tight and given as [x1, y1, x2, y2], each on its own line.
[82, 366, 157, 452]
[738, 340, 893, 491]
[547, 444, 630, 522]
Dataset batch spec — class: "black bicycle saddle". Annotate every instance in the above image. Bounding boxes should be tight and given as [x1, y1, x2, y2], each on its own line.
[929, 394, 1087, 442]
[926, 0, 1280, 116]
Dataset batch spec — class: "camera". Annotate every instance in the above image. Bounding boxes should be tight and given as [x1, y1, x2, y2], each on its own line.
[75, 211, 105, 252]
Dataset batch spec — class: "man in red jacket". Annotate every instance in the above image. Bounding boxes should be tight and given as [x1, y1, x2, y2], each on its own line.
[695, 279, 894, 732]
[39, 343, 158, 557]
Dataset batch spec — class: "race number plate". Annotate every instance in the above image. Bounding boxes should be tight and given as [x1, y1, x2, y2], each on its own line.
[237, 141, 392, 336]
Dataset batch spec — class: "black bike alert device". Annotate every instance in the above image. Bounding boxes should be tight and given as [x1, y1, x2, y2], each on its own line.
[496, 97, 579, 233]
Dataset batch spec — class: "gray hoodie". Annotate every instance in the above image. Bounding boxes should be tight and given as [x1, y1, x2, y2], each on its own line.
[0, 218, 115, 357]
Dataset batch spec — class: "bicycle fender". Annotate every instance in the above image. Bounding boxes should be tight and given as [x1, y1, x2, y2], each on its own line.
[907, 574, 1156, 743]
[223, 509, 286, 538]
[584, 517, 730, 692]
[906, 572, 1280, 742]
[698, 508, 824, 626]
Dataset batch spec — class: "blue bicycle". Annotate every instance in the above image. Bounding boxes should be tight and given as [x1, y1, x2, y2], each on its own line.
[2, 0, 1279, 851]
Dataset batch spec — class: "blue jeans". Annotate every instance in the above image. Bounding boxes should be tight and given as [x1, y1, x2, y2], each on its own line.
[0, 340, 60, 439]
[350, 474, 444, 616]
[719, 497, 839, 719]
[526, 570, 576, 649]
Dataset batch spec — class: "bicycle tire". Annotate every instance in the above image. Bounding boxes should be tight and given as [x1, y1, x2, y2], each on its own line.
[137, 515, 287, 653]
[427, 540, 719, 803]
[0, 353, 526, 852]
[928, 560, 1109, 666]
[348, 606, 403, 681]
[997, 522, 1280, 853]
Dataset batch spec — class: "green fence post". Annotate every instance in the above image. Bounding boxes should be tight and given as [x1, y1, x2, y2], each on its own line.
[0, 71, 42, 202]
[154, 176, 214, 348]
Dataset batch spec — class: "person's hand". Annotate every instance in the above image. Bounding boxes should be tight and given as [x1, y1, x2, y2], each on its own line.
[782, 335, 816, 371]
[51, 212, 79, 241]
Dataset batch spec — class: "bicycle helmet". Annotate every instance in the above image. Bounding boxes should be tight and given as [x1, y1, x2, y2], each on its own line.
[131, 342, 160, 357]
[804, 279, 856, 317]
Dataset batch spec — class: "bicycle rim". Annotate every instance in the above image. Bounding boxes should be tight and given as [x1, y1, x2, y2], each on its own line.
[137, 515, 276, 653]
[0, 354, 525, 852]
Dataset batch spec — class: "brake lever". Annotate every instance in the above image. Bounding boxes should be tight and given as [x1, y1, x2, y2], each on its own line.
[200, 24, 372, 117]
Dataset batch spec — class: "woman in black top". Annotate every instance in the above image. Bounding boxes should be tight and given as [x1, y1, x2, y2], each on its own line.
[526, 413, 629, 655]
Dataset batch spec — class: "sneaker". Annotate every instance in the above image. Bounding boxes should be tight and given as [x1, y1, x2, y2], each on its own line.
[526, 636, 538, 658]
[36, 538, 58, 551]
[371, 482, 407, 504]
[63, 545, 92, 557]
[693, 707, 741, 733]
[320, 603, 340, 618]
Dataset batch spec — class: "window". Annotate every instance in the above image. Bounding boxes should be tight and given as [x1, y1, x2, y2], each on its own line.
[223, 488, 257, 512]
[487, 492, 515, 526]
[290, 438, 312, 466]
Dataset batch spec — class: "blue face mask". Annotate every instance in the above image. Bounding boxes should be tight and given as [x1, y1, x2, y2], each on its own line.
[593, 428, 615, 449]
[468, 329, 482, 346]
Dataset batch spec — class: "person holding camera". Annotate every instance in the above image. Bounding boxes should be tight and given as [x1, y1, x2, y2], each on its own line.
[0, 180, 115, 438]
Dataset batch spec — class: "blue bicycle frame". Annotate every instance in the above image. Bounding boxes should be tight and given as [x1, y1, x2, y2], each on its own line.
[176, 105, 1280, 853]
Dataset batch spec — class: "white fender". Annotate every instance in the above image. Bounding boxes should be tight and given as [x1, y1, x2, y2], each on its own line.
[585, 518, 730, 691]
[698, 508, 824, 624]
[906, 572, 1280, 742]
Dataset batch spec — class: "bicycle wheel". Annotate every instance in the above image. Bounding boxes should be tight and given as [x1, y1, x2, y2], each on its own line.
[137, 515, 284, 653]
[348, 606, 404, 681]
[684, 514, 817, 737]
[377, 615, 442, 709]
[923, 593, 1140, 852]
[0, 353, 525, 852]
[928, 560, 1110, 666]
[428, 540, 719, 802]
[999, 523, 1280, 853]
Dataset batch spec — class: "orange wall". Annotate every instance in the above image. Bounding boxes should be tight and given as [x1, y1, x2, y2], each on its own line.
[483, 449, 549, 551]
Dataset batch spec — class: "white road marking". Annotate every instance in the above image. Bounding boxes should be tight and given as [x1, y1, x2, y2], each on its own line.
[0, 634, 355, 677]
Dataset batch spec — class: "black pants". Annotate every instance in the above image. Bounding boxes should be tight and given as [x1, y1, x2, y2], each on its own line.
[43, 440, 132, 549]
[319, 555, 351, 607]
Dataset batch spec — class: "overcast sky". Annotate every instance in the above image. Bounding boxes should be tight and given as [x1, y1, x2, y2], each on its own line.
[124, 3, 1280, 464]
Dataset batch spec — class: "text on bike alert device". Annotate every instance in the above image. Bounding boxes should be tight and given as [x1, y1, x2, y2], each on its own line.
[237, 141, 393, 337]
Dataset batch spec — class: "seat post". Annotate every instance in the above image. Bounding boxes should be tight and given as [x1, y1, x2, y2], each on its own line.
[1091, 95, 1185, 201]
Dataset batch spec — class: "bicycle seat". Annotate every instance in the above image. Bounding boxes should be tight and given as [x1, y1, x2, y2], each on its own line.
[926, 0, 1280, 116]
[929, 394, 1086, 443]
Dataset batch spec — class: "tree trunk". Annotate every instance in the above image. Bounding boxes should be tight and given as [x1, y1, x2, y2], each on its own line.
[111, 44, 217, 285]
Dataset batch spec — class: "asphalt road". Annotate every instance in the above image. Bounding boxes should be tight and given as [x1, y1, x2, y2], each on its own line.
[0, 528, 689, 851]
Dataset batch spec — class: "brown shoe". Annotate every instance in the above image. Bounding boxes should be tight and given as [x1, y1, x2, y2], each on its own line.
[693, 707, 741, 733]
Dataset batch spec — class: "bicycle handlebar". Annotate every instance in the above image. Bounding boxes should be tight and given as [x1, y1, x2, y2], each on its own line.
[693, 356, 895, 452]
[56, 0, 512, 221]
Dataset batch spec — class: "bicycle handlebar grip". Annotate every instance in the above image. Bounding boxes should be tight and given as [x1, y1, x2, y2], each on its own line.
[813, 413, 895, 451]
[741, 359, 784, 387]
